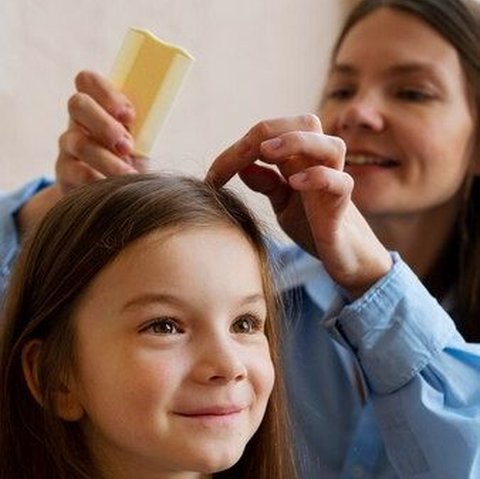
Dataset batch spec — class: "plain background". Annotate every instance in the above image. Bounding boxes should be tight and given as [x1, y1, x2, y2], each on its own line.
[0, 0, 360, 238]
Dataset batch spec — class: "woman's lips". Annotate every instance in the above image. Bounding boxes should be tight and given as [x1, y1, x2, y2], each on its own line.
[346, 154, 399, 167]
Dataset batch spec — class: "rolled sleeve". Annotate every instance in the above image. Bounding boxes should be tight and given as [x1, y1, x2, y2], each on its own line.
[326, 253, 460, 394]
[0, 178, 52, 298]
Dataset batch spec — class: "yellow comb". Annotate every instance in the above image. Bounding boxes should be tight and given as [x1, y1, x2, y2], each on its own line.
[110, 28, 195, 156]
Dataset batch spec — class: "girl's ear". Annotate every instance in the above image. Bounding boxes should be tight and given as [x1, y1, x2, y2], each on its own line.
[22, 339, 45, 406]
[21, 339, 85, 421]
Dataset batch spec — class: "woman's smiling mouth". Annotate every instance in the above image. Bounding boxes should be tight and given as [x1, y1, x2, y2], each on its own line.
[346, 154, 399, 167]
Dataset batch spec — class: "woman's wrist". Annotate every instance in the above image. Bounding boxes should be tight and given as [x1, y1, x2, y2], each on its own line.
[16, 185, 63, 236]
[345, 248, 393, 298]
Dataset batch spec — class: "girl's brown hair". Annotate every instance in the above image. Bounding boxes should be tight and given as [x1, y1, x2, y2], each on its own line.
[0, 174, 297, 479]
[330, 0, 480, 339]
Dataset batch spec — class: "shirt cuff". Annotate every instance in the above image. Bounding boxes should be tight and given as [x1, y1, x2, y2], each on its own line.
[325, 253, 461, 394]
[0, 177, 53, 276]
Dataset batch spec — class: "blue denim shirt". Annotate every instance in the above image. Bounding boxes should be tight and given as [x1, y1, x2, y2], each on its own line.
[0, 178, 51, 301]
[2, 179, 480, 479]
[277, 245, 479, 478]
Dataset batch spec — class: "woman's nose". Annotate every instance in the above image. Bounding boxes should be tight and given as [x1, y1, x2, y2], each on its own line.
[335, 94, 385, 133]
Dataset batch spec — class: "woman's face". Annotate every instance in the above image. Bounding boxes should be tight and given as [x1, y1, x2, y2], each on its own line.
[321, 7, 476, 219]
[64, 226, 274, 478]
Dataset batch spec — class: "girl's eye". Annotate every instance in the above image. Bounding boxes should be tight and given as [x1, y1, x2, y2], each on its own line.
[231, 314, 264, 334]
[142, 318, 183, 335]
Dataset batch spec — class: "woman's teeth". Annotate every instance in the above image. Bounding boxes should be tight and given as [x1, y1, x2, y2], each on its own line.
[346, 155, 397, 167]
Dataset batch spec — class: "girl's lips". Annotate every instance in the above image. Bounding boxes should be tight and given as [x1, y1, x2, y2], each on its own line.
[175, 405, 246, 417]
[174, 406, 247, 427]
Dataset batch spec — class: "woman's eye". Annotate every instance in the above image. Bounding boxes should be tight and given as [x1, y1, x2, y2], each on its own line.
[231, 314, 263, 334]
[325, 86, 355, 101]
[396, 89, 432, 102]
[143, 318, 182, 335]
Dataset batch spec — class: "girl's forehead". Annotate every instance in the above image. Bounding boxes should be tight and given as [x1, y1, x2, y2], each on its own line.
[109, 224, 259, 270]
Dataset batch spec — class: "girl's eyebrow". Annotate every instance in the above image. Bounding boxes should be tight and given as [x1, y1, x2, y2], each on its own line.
[121, 292, 266, 311]
[239, 294, 267, 306]
[122, 293, 183, 311]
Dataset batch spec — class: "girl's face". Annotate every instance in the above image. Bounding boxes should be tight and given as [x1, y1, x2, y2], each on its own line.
[321, 7, 477, 219]
[67, 226, 274, 478]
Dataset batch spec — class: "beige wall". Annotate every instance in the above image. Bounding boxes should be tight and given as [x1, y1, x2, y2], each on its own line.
[0, 1, 348, 238]
[0, 1, 345, 186]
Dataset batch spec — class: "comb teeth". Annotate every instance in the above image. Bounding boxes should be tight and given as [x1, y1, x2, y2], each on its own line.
[110, 28, 195, 156]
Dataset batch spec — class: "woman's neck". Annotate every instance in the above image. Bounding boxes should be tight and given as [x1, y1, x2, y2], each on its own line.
[367, 201, 459, 296]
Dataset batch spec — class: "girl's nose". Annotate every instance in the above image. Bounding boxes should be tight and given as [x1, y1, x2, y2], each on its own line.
[193, 337, 248, 385]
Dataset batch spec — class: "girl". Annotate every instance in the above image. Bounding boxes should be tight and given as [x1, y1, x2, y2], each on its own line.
[0, 174, 297, 479]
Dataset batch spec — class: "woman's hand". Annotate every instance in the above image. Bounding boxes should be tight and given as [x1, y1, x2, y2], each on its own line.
[207, 114, 392, 296]
[17, 72, 148, 238]
[56, 71, 148, 193]
[207, 114, 327, 253]
[290, 167, 392, 296]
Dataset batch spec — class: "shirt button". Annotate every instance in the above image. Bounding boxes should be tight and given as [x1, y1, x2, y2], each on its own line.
[351, 465, 365, 479]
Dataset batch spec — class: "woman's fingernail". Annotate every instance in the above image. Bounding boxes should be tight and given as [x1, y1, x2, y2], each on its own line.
[122, 157, 139, 173]
[290, 171, 308, 183]
[115, 136, 133, 155]
[262, 137, 283, 151]
[117, 105, 135, 124]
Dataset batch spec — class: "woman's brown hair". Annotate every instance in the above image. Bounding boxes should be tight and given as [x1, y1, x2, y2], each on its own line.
[0, 174, 297, 478]
[329, 0, 480, 339]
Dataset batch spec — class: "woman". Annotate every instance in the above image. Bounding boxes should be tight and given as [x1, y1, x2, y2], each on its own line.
[211, 0, 480, 477]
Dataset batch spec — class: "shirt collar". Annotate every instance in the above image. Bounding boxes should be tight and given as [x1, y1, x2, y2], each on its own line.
[275, 244, 339, 313]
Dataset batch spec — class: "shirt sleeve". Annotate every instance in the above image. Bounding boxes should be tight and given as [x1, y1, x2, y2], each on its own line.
[0, 178, 52, 301]
[326, 253, 480, 478]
